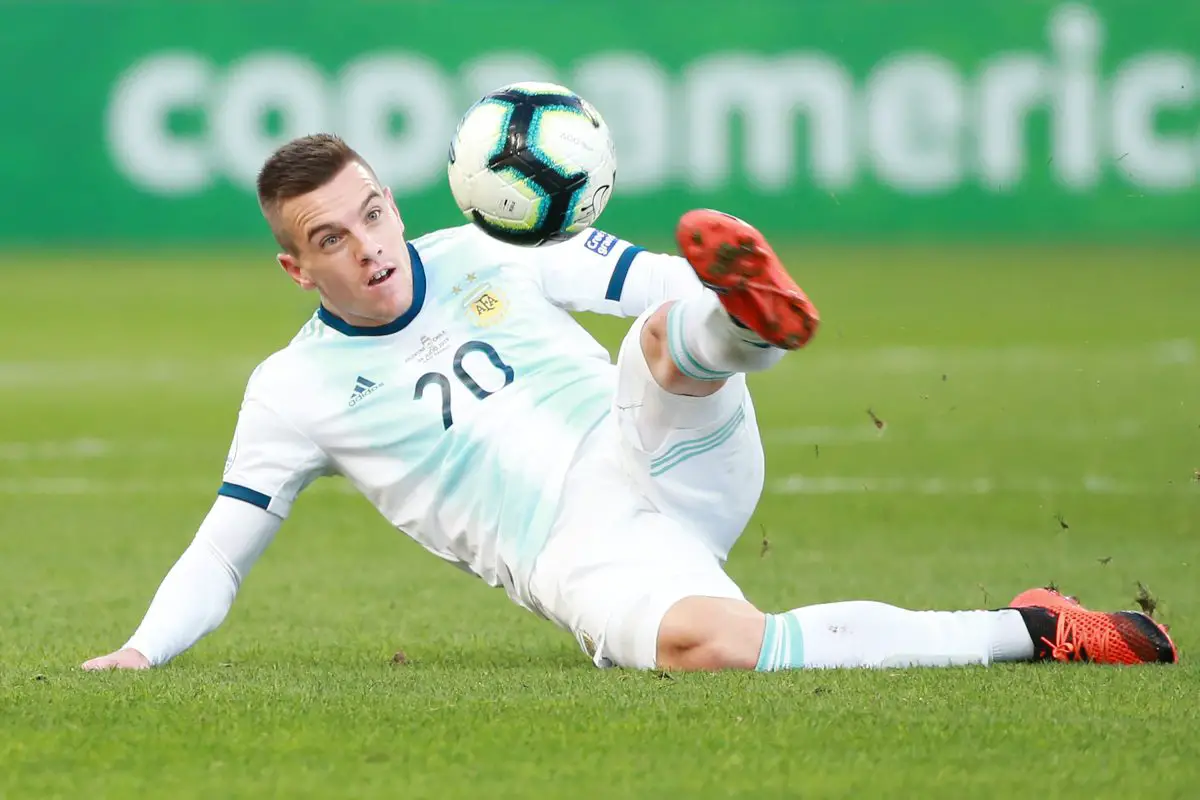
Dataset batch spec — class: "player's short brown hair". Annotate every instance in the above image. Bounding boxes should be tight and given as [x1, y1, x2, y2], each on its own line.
[256, 133, 374, 250]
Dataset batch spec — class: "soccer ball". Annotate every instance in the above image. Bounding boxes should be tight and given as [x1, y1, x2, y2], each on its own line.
[447, 82, 617, 247]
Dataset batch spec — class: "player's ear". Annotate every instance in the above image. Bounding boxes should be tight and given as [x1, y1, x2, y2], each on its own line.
[278, 253, 316, 291]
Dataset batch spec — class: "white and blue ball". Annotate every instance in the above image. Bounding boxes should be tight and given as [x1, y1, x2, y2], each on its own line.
[447, 82, 617, 247]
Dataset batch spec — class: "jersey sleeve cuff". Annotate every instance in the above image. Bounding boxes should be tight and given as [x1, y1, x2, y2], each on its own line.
[604, 245, 646, 302]
[217, 482, 289, 518]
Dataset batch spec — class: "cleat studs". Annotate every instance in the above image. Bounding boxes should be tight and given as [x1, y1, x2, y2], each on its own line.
[712, 243, 740, 275]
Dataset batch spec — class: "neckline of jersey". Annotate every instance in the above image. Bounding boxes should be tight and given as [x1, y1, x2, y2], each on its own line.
[316, 242, 427, 337]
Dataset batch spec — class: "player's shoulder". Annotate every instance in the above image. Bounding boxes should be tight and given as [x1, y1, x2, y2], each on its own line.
[409, 223, 498, 264]
[239, 345, 299, 400]
[238, 316, 327, 399]
[408, 224, 550, 291]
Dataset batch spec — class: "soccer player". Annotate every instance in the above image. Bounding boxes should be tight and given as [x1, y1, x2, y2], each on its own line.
[82, 134, 1177, 673]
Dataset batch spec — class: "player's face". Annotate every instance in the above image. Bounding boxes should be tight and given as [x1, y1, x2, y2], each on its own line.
[276, 162, 413, 327]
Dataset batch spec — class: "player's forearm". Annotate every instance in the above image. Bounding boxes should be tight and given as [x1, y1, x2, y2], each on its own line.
[123, 538, 241, 665]
[123, 496, 279, 666]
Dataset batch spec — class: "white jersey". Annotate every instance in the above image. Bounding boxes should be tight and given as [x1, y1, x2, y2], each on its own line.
[219, 224, 703, 608]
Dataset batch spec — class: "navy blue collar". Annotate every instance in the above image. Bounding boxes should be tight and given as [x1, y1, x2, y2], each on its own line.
[317, 242, 427, 337]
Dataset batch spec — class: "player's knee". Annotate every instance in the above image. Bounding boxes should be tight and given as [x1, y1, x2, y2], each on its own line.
[639, 303, 724, 398]
[656, 596, 765, 672]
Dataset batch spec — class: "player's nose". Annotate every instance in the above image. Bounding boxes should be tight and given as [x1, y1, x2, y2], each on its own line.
[354, 231, 385, 265]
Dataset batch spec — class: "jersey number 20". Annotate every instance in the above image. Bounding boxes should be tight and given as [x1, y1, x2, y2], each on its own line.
[413, 341, 515, 429]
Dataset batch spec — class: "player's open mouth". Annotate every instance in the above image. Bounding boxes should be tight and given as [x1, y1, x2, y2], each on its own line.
[368, 268, 395, 287]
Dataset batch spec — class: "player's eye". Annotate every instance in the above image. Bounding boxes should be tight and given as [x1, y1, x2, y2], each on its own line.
[320, 234, 340, 249]
[366, 208, 382, 222]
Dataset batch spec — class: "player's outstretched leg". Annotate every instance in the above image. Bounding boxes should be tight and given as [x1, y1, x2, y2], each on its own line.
[655, 587, 1177, 671]
[641, 210, 819, 398]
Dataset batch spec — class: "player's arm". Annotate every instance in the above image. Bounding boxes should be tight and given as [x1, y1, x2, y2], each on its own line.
[82, 496, 281, 670]
[532, 228, 705, 318]
[82, 380, 330, 670]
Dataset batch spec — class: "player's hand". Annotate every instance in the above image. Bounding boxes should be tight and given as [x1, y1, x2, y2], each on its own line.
[81, 648, 151, 671]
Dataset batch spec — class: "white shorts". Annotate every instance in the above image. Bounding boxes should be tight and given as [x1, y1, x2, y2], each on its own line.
[528, 306, 766, 670]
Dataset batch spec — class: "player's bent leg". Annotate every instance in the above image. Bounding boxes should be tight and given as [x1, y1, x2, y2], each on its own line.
[615, 307, 765, 560]
[619, 305, 750, 450]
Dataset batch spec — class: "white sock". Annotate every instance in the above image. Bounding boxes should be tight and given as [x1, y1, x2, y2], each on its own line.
[665, 293, 784, 379]
[756, 602, 1035, 671]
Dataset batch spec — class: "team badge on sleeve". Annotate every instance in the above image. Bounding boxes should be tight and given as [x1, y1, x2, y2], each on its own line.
[583, 229, 619, 257]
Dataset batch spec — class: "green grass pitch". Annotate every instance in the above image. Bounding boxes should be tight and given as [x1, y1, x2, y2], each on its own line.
[1, 242, 1198, 797]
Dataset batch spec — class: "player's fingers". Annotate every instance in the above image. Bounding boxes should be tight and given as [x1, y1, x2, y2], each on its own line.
[81, 648, 151, 671]
[80, 655, 117, 671]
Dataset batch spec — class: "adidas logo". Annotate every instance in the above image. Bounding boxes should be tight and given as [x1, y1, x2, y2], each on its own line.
[347, 375, 383, 407]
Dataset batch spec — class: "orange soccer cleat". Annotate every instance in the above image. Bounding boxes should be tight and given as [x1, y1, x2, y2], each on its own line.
[675, 209, 819, 350]
[1010, 586, 1178, 665]
[1010, 586, 1081, 610]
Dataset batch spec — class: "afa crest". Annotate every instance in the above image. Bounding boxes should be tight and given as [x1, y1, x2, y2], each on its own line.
[464, 283, 508, 328]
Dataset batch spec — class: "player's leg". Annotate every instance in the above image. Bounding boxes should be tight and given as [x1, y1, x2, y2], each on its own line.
[657, 597, 1035, 670]
[529, 432, 1178, 671]
[615, 208, 817, 558]
[614, 308, 764, 560]
[531, 479, 1178, 672]
[655, 589, 1178, 671]
[565, 211, 1178, 670]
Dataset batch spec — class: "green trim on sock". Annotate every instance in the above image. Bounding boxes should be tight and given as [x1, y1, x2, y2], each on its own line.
[755, 612, 806, 671]
[666, 302, 734, 381]
[756, 614, 782, 671]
